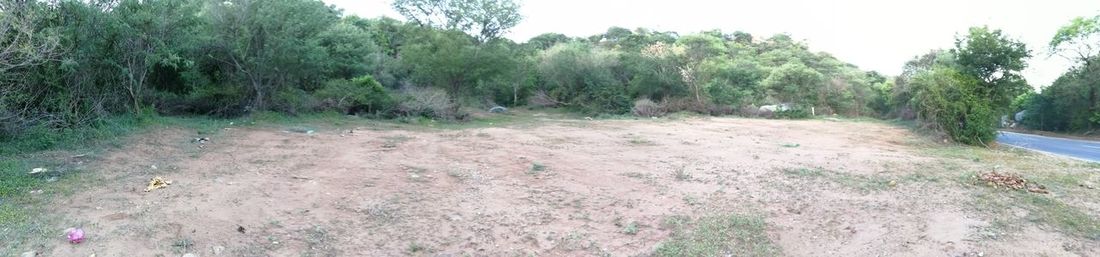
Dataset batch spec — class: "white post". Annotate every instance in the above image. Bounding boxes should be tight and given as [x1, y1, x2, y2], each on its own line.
[811, 107, 816, 116]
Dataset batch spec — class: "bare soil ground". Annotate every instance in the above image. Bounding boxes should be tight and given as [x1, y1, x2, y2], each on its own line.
[13, 115, 1100, 256]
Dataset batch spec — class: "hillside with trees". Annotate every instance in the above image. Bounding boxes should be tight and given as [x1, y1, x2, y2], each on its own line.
[0, 0, 1094, 147]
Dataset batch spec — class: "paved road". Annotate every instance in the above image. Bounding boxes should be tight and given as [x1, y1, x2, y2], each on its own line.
[997, 131, 1100, 162]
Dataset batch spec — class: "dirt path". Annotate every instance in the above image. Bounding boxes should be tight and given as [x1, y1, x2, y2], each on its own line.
[38, 117, 1098, 256]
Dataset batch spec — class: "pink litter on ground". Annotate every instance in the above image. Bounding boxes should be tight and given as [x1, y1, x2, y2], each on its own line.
[66, 228, 84, 244]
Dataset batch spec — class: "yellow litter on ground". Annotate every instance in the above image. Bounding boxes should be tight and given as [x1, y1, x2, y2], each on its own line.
[145, 177, 172, 192]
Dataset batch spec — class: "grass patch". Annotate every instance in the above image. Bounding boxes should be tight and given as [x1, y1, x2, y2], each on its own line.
[627, 135, 656, 145]
[672, 166, 693, 181]
[782, 167, 892, 192]
[528, 162, 547, 175]
[170, 237, 195, 253]
[622, 221, 640, 235]
[654, 214, 779, 257]
[971, 188, 1100, 240]
[1019, 194, 1100, 239]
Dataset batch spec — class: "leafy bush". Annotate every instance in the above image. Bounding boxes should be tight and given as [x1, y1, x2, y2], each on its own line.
[912, 68, 996, 145]
[314, 76, 395, 115]
[773, 108, 811, 119]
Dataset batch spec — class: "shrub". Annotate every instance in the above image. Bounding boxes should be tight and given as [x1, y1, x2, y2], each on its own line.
[659, 97, 706, 114]
[528, 90, 562, 108]
[632, 98, 665, 117]
[774, 108, 811, 119]
[736, 105, 765, 118]
[182, 84, 250, 117]
[579, 82, 631, 114]
[705, 104, 735, 116]
[314, 76, 395, 115]
[395, 86, 461, 120]
[912, 68, 996, 145]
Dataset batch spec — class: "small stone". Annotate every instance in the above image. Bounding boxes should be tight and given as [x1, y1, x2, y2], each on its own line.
[21, 251, 36, 257]
[211, 245, 226, 255]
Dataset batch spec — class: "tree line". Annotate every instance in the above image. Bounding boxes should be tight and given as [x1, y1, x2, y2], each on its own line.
[0, 0, 1094, 147]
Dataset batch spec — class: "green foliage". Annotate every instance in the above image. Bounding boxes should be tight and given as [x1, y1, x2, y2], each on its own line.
[315, 76, 395, 115]
[654, 214, 778, 257]
[953, 26, 1031, 111]
[536, 42, 631, 113]
[1022, 59, 1100, 131]
[762, 61, 824, 107]
[392, 0, 522, 42]
[1050, 15, 1100, 61]
[701, 59, 766, 107]
[774, 109, 811, 119]
[1021, 15, 1100, 132]
[911, 68, 997, 145]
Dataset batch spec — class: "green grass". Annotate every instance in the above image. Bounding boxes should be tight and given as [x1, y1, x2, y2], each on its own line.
[971, 188, 1100, 240]
[654, 214, 779, 257]
[781, 167, 892, 192]
[528, 162, 546, 175]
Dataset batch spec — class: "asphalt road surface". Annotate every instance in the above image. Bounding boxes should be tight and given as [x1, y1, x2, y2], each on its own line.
[997, 131, 1100, 163]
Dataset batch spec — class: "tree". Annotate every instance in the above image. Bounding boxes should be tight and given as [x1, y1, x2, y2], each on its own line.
[203, 0, 340, 111]
[699, 58, 765, 107]
[536, 42, 629, 113]
[526, 33, 570, 50]
[1050, 15, 1100, 65]
[0, 2, 59, 74]
[910, 67, 996, 145]
[676, 34, 726, 106]
[392, 0, 522, 42]
[762, 61, 824, 107]
[953, 26, 1031, 111]
[112, 0, 200, 113]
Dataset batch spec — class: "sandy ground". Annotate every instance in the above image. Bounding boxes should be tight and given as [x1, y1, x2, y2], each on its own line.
[34, 117, 1099, 256]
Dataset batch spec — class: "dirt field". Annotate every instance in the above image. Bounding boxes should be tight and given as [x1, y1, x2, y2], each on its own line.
[15, 115, 1100, 256]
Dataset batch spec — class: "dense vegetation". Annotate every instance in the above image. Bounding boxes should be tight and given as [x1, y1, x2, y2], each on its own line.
[1016, 15, 1100, 132]
[0, 0, 1094, 148]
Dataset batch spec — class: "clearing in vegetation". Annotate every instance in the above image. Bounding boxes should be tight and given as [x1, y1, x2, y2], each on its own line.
[2, 112, 1099, 256]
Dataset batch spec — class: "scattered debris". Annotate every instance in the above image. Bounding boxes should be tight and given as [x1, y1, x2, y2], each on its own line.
[192, 137, 211, 144]
[584, 117, 594, 120]
[888, 180, 898, 187]
[29, 190, 43, 194]
[66, 228, 85, 244]
[102, 213, 128, 221]
[46, 177, 58, 183]
[978, 171, 1048, 194]
[237, 225, 246, 234]
[781, 143, 800, 148]
[145, 177, 173, 192]
[28, 168, 47, 174]
[489, 106, 508, 113]
[20, 251, 36, 257]
[71, 153, 91, 159]
[182, 253, 197, 257]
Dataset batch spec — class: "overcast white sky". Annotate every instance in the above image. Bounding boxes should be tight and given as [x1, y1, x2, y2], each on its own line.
[325, 0, 1100, 88]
